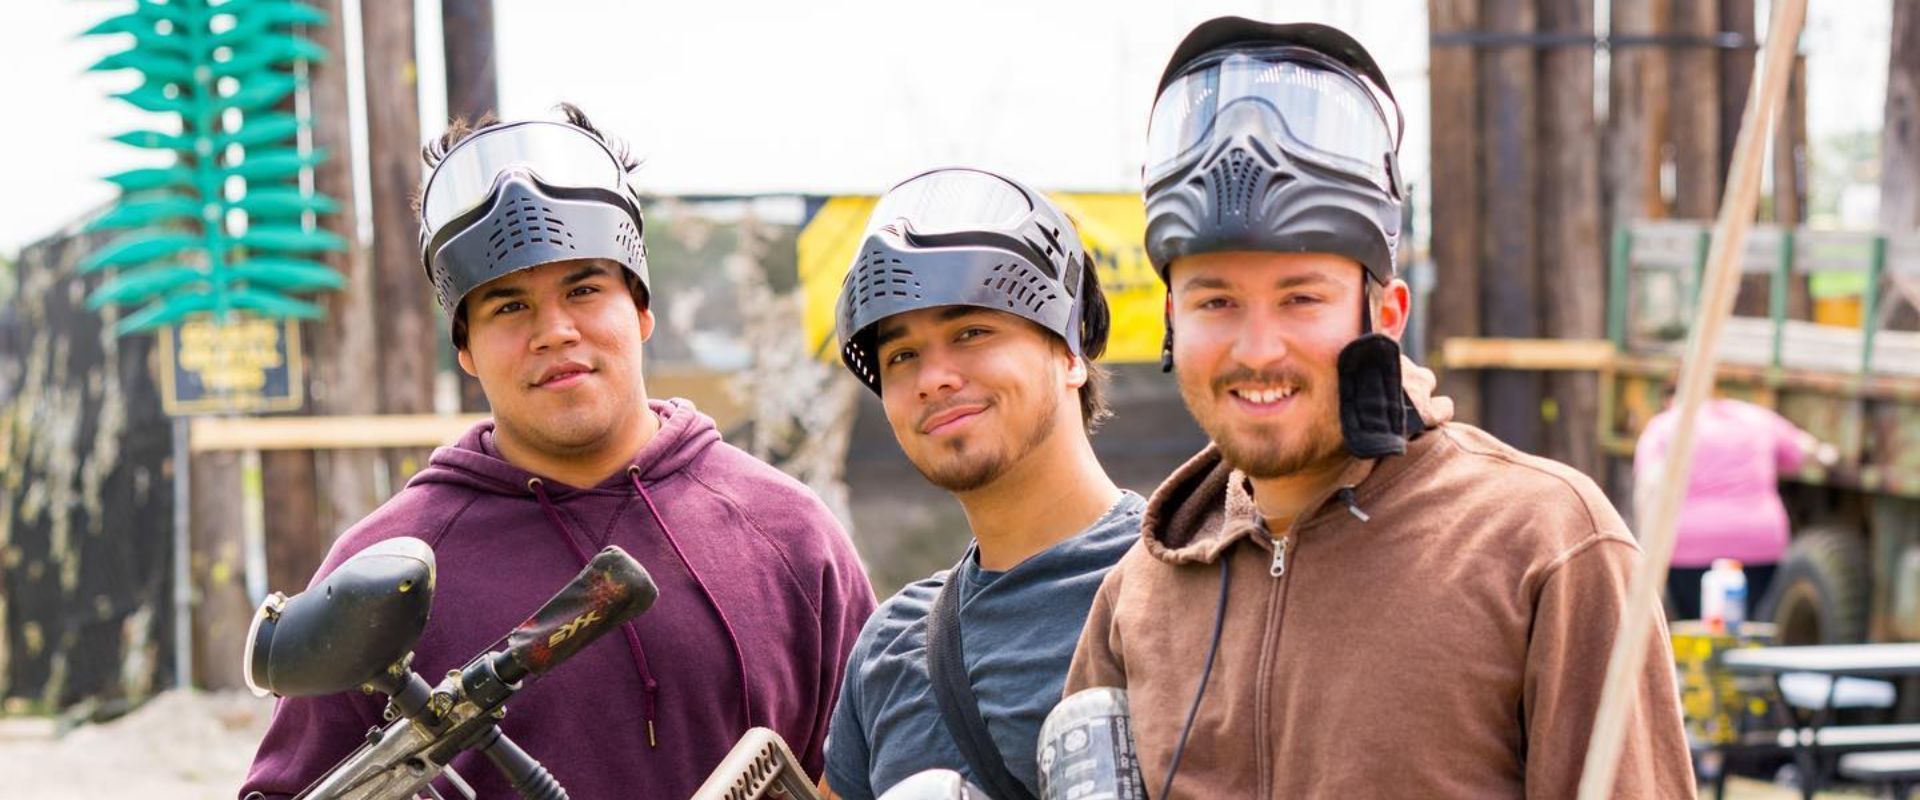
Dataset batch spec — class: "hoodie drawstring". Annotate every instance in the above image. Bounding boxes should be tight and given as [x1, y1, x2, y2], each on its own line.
[527, 477, 662, 748]
[628, 465, 756, 732]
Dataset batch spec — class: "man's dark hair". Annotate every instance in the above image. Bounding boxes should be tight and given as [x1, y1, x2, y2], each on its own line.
[420, 102, 644, 350]
[1076, 257, 1113, 433]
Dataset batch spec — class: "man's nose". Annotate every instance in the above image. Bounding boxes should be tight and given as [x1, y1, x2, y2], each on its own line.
[914, 346, 965, 400]
[530, 304, 581, 351]
[1229, 308, 1290, 369]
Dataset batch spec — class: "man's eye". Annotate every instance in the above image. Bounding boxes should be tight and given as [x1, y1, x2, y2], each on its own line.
[494, 301, 527, 315]
[884, 350, 917, 366]
[1284, 294, 1323, 306]
[956, 327, 991, 341]
[1196, 297, 1234, 311]
[570, 285, 600, 297]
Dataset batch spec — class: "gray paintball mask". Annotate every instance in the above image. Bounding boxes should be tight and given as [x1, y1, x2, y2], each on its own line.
[418, 120, 650, 337]
[835, 168, 1092, 394]
[1148, 20, 1420, 458]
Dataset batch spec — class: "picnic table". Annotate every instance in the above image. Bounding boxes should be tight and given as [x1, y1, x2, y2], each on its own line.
[1721, 643, 1920, 800]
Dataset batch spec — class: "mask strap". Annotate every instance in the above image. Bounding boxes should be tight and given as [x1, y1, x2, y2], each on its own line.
[1360, 284, 1375, 335]
[1160, 294, 1175, 372]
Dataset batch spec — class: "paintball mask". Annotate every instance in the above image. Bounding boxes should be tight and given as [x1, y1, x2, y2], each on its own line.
[835, 167, 1099, 394]
[1147, 19, 1418, 458]
[418, 119, 651, 340]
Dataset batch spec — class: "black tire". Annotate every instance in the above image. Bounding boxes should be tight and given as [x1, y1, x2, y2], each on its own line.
[1768, 525, 1870, 645]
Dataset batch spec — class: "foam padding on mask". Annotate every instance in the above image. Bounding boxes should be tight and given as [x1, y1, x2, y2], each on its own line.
[1337, 333, 1408, 458]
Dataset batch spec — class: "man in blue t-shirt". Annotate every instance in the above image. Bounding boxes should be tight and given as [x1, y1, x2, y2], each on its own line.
[820, 168, 1142, 800]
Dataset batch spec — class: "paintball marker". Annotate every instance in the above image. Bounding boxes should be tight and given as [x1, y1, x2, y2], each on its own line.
[243, 538, 658, 800]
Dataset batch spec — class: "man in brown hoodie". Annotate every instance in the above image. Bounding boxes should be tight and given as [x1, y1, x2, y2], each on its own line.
[1064, 18, 1696, 799]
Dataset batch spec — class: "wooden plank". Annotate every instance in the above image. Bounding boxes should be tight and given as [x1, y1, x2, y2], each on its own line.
[190, 414, 489, 453]
[1440, 337, 1617, 371]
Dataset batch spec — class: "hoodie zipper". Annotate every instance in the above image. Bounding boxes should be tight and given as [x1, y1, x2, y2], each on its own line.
[1254, 483, 1369, 789]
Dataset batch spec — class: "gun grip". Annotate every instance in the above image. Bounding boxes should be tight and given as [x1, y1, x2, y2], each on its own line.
[499, 546, 657, 683]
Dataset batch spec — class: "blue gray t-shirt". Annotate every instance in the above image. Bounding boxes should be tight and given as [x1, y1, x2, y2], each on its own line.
[824, 491, 1145, 799]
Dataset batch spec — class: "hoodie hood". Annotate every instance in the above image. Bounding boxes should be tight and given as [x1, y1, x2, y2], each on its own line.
[413, 397, 721, 496]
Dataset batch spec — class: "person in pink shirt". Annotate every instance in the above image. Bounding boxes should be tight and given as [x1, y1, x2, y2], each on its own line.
[1634, 393, 1838, 620]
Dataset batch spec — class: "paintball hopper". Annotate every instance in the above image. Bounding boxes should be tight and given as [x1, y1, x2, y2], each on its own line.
[243, 537, 436, 698]
[876, 770, 991, 800]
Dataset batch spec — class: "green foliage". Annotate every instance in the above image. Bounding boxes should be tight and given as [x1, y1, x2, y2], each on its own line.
[82, 0, 340, 335]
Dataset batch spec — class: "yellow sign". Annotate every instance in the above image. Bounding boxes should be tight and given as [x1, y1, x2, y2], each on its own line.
[799, 193, 1166, 364]
[158, 317, 305, 416]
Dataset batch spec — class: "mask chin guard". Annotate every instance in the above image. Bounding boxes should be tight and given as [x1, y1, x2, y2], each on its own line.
[1337, 296, 1422, 459]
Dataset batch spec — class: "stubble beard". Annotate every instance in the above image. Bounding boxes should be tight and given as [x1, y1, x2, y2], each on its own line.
[912, 398, 1061, 494]
[1179, 367, 1347, 480]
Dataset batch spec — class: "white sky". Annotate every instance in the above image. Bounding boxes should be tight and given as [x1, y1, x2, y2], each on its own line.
[0, 0, 1892, 258]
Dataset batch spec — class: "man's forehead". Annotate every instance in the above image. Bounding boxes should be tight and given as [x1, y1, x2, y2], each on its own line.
[876, 305, 1008, 335]
[1170, 251, 1363, 289]
[472, 259, 616, 294]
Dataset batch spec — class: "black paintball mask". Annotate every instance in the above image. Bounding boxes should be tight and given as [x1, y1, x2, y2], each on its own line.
[417, 119, 651, 340]
[1146, 18, 1419, 459]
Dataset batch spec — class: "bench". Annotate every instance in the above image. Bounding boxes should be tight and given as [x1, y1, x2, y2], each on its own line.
[1839, 750, 1920, 800]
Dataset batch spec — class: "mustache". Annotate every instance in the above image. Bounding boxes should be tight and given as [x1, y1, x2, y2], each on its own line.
[1209, 366, 1312, 395]
[915, 396, 990, 431]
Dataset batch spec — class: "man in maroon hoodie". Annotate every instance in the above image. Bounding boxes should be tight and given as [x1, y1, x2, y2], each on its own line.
[240, 105, 876, 799]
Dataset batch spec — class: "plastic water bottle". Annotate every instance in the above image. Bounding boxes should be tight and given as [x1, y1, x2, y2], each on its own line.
[1701, 559, 1747, 634]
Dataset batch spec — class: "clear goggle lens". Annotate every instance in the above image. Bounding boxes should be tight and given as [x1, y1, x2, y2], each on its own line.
[867, 168, 1036, 238]
[1146, 50, 1395, 189]
[419, 121, 627, 235]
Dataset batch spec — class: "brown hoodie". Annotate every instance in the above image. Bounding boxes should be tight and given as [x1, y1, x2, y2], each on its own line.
[1065, 420, 1695, 798]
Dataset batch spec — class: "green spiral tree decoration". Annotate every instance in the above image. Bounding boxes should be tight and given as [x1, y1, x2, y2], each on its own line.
[79, 0, 344, 335]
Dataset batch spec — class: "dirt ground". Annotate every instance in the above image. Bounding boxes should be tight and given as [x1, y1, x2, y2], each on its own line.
[0, 690, 273, 799]
[0, 690, 1888, 799]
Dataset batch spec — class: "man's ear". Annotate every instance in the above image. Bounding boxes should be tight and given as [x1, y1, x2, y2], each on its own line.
[637, 304, 656, 342]
[457, 347, 479, 378]
[1375, 279, 1412, 341]
[1063, 349, 1089, 391]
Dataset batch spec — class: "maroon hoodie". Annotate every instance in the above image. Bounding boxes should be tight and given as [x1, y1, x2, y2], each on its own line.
[241, 399, 876, 799]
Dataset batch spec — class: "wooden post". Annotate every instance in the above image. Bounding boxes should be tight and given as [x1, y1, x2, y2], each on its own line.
[440, 0, 498, 414]
[1427, 0, 1484, 424]
[1718, 0, 1757, 183]
[1606, 0, 1657, 319]
[1721, 1, 1773, 318]
[362, 0, 437, 482]
[1884, 1, 1920, 233]
[1672, 0, 1721, 220]
[189, 449, 250, 689]
[1477, 0, 1542, 453]
[1882, 1, 1920, 331]
[1538, 0, 1604, 477]
[308, 0, 384, 536]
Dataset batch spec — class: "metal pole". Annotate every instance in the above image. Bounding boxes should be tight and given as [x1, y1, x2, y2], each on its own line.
[171, 415, 194, 690]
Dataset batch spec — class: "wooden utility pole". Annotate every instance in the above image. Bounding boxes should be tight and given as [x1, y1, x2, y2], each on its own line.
[1477, 0, 1542, 453]
[1607, 0, 1659, 282]
[1672, 1, 1722, 220]
[1538, 0, 1604, 477]
[363, 0, 436, 480]
[441, 0, 498, 414]
[1720, 1, 1772, 317]
[1718, 0, 1757, 184]
[309, 0, 384, 535]
[1427, 0, 1483, 423]
[1774, 55, 1809, 229]
[1885, 1, 1920, 329]
[1884, 1, 1920, 233]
